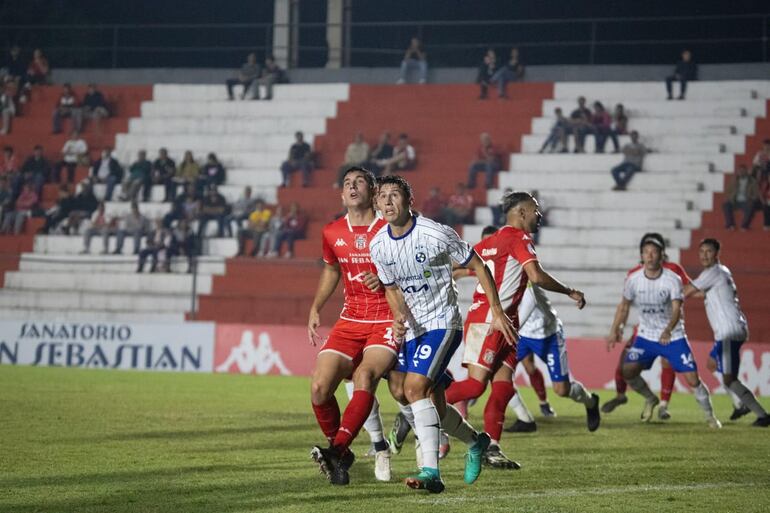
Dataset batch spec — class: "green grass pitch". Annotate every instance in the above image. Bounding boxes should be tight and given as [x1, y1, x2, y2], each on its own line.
[1, 365, 769, 513]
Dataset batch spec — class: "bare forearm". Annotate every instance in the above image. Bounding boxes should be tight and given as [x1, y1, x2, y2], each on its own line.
[310, 266, 340, 313]
[531, 269, 572, 296]
[610, 302, 630, 334]
[384, 287, 408, 319]
[665, 303, 682, 332]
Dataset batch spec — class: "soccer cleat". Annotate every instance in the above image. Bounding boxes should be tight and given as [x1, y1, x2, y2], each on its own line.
[658, 404, 672, 420]
[752, 416, 770, 427]
[601, 395, 628, 413]
[640, 396, 660, 422]
[389, 412, 411, 455]
[540, 402, 557, 417]
[483, 444, 521, 470]
[310, 446, 338, 482]
[706, 416, 722, 429]
[586, 393, 601, 432]
[464, 432, 491, 484]
[374, 449, 392, 481]
[438, 430, 450, 460]
[405, 469, 445, 494]
[730, 405, 751, 421]
[504, 419, 537, 433]
[414, 438, 423, 469]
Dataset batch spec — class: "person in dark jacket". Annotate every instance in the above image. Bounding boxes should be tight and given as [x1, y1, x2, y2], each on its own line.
[90, 148, 123, 201]
[665, 49, 697, 100]
[476, 49, 497, 100]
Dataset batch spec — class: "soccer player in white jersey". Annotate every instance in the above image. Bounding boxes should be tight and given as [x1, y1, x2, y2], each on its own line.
[684, 238, 769, 427]
[370, 175, 515, 493]
[607, 236, 722, 428]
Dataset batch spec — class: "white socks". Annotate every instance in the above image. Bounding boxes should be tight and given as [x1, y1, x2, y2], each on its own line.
[399, 402, 417, 430]
[568, 380, 592, 406]
[693, 382, 715, 417]
[441, 404, 478, 446]
[508, 392, 535, 423]
[411, 398, 440, 470]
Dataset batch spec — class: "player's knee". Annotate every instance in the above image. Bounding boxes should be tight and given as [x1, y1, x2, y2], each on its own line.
[310, 379, 333, 405]
[553, 382, 569, 397]
[352, 366, 377, 391]
[403, 384, 430, 403]
[621, 365, 638, 381]
[684, 373, 700, 388]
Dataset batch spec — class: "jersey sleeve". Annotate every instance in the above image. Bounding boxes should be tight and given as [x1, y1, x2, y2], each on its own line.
[622, 275, 636, 301]
[670, 262, 692, 285]
[509, 232, 538, 267]
[669, 274, 684, 302]
[518, 284, 537, 327]
[442, 225, 474, 266]
[692, 266, 718, 292]
[321, 229, 337, 265]
[370, 241, 395, 286]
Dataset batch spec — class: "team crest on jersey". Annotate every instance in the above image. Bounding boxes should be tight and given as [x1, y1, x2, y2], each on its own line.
[415, 252, 426, 263]
[354, 234, 367, 250]
[483, 349, 496, 365]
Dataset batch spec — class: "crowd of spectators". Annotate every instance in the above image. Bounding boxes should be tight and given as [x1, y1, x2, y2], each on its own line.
[225, 53, 287, 101]
[334, 131, 416, 187]
[721, 140, 770, 231]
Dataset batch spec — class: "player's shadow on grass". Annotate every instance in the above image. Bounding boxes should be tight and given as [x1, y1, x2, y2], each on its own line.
[74, 422, 309, 443]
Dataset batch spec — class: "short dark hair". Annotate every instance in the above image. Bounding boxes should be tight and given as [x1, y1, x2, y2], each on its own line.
[378, 175, 413, 204]
[341, 166, 375, 190]
[700, 238, 721, 253]
[639, 232, 666, 253]
[481, 225, 498, 238]
[501, 191, 534, 214]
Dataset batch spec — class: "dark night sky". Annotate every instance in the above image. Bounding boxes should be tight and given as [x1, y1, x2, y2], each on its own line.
[1, 1, 768, 67]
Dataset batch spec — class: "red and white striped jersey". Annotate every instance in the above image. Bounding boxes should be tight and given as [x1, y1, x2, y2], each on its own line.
[321, 214, 392, 323]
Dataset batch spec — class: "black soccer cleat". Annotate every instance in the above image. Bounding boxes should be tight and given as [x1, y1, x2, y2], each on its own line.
[310, 446, 354, 485]
[752, 415, 770, 428]
[483, 444, 522, 470]
[504, 419, 537, 433]
[586, 393, 601, 432]
[310, 446, 336, 481]
[601, 395, 628, 413]
[540, 402, 556, 417]
[730, 405, 751, 421]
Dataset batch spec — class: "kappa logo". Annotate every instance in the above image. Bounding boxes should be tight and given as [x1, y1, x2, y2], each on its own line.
[216, 331, 291, 375]
[335, 238, 347, 247]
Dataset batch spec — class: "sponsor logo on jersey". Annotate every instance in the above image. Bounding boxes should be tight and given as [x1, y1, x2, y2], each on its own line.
[402, 283, 429, 294]
[481, 248, 498, 257]
[354, 234, 367, 250]
[423, 270, 432, 278]
[335, 238, 347, 247]
[347, 271, 366, 283]
[415, 252, 427, 263]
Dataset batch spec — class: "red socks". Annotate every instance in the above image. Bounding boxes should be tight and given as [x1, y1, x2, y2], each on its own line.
[445, 378, 487, 405]
[660, 365, 675, 402]
[614, 363, 627, 395]
[529, 368, 548, 402]
[312, 397, 341, 443]
[332, 390, 374, 451]
[484, 381, 515, 442]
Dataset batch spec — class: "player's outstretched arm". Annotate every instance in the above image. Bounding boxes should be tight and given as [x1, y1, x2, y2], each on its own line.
[683, 283, 705, 299]
[606, 298, 631, 351]
[308, 263, 341, 346]
[659, 299, 682, 345]
[383, 285, 410, 341]
[465, 252, 517, 346]
[523, 260, 586, 309]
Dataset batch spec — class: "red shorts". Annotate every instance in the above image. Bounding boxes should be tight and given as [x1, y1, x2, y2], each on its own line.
[319, 318, 398, 368]
[462, 309, 517, 372]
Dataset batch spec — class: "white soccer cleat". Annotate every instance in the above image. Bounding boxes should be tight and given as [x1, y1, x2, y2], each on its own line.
[707, 415, 723, 429]
[658, 404, 671, 421]
[641, 396, 660, 423]
[415, 438, 423, 469]
[374, 449, 392, 481]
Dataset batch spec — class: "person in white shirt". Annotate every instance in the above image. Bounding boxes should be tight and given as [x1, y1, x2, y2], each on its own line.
[607, 236, 721, 428]
[54, 130, 88, 184]
[370, 175, 515, 494]
[684, 238, 769, 427]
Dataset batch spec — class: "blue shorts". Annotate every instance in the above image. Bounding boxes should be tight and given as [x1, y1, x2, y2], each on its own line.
[395, 329, 462, 384]
[516, 328, 570, 382]
[625, 335, 697, 373]
[709, 339, 744, 376]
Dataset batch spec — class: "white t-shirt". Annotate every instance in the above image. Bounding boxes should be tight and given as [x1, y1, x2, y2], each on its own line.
[623, 267, 686, 341]
[518, 283, 561, 339]
[692, 263, 748, 341]
[62, 139, 88, 164]
[370, 214, 473, 338]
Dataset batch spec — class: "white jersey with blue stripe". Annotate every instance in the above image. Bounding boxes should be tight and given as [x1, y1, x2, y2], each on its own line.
[370, 214, 474, 338]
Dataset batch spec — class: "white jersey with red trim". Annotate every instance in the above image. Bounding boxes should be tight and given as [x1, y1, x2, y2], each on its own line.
[321, 214, 391, 322]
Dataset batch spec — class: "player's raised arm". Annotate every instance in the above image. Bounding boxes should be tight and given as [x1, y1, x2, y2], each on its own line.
[308, 262, 341, 346]
[465, 251, 517, 346]
[607, 297, 631, 351]
[523, 260, 586, 309]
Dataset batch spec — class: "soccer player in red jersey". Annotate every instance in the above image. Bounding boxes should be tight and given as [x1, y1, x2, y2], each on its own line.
[601, 232, 691, 420]
[445, 191, 596, 466]
[308, 167, 397, 486]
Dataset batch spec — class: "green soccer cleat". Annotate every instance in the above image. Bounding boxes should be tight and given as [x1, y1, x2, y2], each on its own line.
[464, 432, 491, 484]
[404, 468, 444, 494]
[389, 412, 411, 455]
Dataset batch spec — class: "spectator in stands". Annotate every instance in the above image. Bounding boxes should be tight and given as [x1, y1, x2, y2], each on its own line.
[120, 150, 152, 202]
[476, 49, 497, 100]
[19, 145, 50, 197]
[197, 185, 229, 239]
[1, 182, 38, 234]
[256, 56, 286, 100]
[54, 130, 88, 184]
[170, 150, 200, 200]
[490, 47, 525, 99]
[443, 182, 474, 226]
[539, 108, 570, 153]
[367, 131, 393, 176]
[81, 201, 114, 254]
[759, 168, 770, 231]
[0, 82, 15, 135]
[52, 83, 82, 134]
[163, 183, 200, 229]
[569, 96, 592, 153]
[591, 101, 616, 153]
[226, 52, 260, 101]
[152, 148, 177, 202]
[611, 130, 647, 191]
[421, 186, 445, 223]
[90, 148, 123, 201]
[137, 219, 171, 273]
[752, 138, 770, 177]
[377, 133, 416, 176]
[198, 152, 226, 193]
[273, 202, 307, 258]
[722, 164, 760, 231]
[40, 185, 71, 234]
[64, 181, 98, 234]
[280, 131, 313, 187]
[0, 176, 11, 229]
[259, 204, 283, 257]
[81, 83, 110, 133]
[613, 103, 628, 136]
[114, 202, 149, 254]
[1, 146, 19, 183]
[237, 198, 271, 257]
[225, 186, 257, 237]
[397, 37, 428, 85]
[1, 46, 25, 85]
[335, 132, 370, 188]
[490, 186, 513, 226]
[467, 132, 501, 189]
[19, 48, 49, 102]
[169, 219, 196, 272]
[665, 49, 697, 100]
